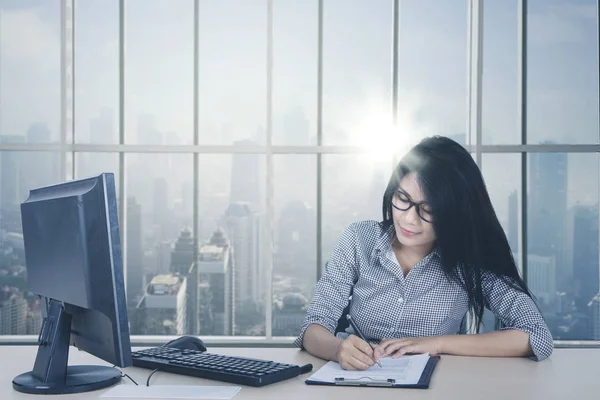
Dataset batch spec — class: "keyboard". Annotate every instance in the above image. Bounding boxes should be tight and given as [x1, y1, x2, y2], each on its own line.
[131, 346, 309, 387]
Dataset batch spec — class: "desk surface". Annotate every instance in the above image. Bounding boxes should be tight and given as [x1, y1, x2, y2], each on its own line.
[2, 346, 599, 400]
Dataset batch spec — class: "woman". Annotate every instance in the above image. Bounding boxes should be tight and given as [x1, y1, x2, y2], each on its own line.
[294, 136, 553, 370]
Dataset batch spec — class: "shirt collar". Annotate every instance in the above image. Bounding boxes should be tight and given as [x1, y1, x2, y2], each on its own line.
[376, 222, 441, 260]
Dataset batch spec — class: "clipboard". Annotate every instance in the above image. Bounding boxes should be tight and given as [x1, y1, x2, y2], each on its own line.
[305, 355, 440, 389]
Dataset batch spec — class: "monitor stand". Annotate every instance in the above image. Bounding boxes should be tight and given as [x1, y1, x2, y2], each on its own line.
[12, 299, 122, 395]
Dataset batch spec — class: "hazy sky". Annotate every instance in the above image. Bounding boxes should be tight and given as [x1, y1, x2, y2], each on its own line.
[0, 0, 598, 228]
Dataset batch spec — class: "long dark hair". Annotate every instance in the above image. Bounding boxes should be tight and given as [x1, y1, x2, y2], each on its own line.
[381, 135, 534, 332]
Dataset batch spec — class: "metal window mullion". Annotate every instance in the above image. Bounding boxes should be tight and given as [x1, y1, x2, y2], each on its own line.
[70, 0, 75, 179]
[118, 0, 127, 298]
[5, 143, 600, 154]
[474, 0, 483, 168]
[192, 0, 200, 335]
[316, 0, 324, 281]
[265, 0, 274, 340]
[391, 0, 399, 169]
[466, 0, 473, 148]
[518, 0, 528, 283]
[597, 0, 600, 304]
[60, 0, 68, 180]
[392, 0, 399, 129]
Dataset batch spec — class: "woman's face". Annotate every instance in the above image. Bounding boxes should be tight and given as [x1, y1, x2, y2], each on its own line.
[391, 173, 437, 249]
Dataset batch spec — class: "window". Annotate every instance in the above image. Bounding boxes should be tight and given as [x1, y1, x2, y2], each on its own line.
[1, 0, 598, 343]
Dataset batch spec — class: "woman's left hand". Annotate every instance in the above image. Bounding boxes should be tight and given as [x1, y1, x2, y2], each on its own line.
[373, 336, 444, 359]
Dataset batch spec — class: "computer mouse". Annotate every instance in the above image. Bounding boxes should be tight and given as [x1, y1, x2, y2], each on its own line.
[163, 335, 207, 352]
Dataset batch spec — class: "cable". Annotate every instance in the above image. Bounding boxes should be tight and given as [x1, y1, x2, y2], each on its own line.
[146, 369, 160, 386]
[112, 365, 139, 385]
[121, 373, 139, 386]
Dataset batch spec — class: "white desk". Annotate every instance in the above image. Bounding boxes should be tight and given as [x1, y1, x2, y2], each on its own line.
[2, 346, 599, 400]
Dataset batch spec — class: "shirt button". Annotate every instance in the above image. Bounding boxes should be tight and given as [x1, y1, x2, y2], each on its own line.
[398, 297, 404, 304]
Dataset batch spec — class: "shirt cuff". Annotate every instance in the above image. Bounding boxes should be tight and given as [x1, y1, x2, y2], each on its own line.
[499, 324, 554, 361]
[293, 318, 337, 349]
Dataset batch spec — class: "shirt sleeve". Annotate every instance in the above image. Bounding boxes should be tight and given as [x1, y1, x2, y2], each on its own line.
[293, 223, 360, 348]
[482, 271, 554, 361]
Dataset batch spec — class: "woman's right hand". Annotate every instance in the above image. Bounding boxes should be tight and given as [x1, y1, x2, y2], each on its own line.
[335, 334, 377, 370]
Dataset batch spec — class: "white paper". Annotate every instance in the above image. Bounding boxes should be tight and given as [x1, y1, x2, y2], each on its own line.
[100, 384, 241, 399]
[306, 353, 430, 386]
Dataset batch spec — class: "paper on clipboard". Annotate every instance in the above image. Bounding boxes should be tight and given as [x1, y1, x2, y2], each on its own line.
[306, 353, 430, 386]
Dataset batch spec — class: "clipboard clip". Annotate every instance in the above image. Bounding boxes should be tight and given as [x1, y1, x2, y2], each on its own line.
[334, 377, 396, 387]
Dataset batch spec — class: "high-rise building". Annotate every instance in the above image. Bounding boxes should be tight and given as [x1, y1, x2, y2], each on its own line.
[276, 201, 316, 279]
[171, 227, 198, 333]
[153, 177, 169, 227]
[589, 293, 600, 340]
[171, 227, 195, 275]
[273, 293, 308, 336]
[527, 254, 557, 308]
[230, 140, 260, 212]
[133, 274, 187, 335]
[528, 150, 567, 292]
[224, 202, 262, 305]
[572, 205, 599, 311]
[0, 287, 27, 335]
[156, 241, 173, 275]
[126, 197, 144, 305]
[198, 231, 234, 335]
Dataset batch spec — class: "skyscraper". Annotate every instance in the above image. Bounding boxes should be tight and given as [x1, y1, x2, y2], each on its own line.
[171, 227, 195, 275]
[230, 140, 261, 212]
[198, 230, 234, 336]
[126, 197, 144, 305]
[528, 150, 567, 291]
[171, 227, 198, 333]
[0, 286, 27, 335]
[572, 205, 599, 312]
[223, 202, 262, 334]
[134, 274, 187, 335]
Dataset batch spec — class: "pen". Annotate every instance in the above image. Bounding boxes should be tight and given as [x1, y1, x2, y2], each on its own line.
[346, 314, 382, 368]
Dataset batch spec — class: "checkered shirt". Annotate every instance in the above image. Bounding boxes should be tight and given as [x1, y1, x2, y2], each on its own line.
[294, 220, 554, 361]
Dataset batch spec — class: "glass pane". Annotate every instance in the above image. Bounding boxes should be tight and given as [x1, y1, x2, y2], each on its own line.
[272, 1, 317, 146]
[398, 0, 468, 145]
[322, 155, 391, 266]
[0, 1, 61, 143]
[527, 0, 599, 144]
[125, 0, 193, 145]
[126, 154, 193, 335]
[273, 155, 316, 336]
[322, 0, 392, 146]
[528, 153, 599, 340]
[74, 0, 119, 144]
[196, 154, 267, 336]
[198, 1, 266, 145]
[482, 0, 518, 145]
[481, 153, 521, 332]
[0, 151, 61, 335]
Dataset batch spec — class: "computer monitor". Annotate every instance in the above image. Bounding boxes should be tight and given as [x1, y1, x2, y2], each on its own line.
[12, 173, 132, 395]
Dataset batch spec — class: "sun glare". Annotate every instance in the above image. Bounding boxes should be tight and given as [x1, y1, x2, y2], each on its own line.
[352, 109, 413, 166]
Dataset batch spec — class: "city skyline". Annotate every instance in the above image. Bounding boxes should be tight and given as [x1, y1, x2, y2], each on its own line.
[1, 0, 600, 340]
[1, 111, 599, 339]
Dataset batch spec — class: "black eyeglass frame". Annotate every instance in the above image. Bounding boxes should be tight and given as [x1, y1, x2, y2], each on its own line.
[390, 191, 433, 223]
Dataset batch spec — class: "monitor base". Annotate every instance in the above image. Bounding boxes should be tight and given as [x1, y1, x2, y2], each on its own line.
[12, 365, 122, 395]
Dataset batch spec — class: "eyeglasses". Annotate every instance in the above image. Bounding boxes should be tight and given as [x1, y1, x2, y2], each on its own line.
[391, 191, 433, 223]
